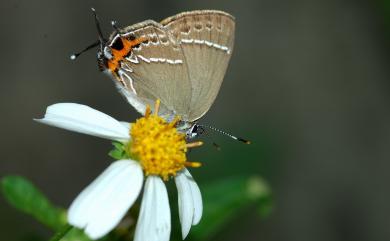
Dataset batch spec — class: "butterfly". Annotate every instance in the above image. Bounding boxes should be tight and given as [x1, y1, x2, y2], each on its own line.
[73, 9, 245, 142]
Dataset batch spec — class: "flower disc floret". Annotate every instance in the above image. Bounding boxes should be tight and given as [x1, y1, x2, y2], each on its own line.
[128, 102, 189, 180]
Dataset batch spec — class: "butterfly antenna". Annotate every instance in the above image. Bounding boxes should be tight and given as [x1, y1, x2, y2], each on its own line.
[70, 8, 105, 60]
[70, 40, 100, 60]
[198, 124, 251, 144]
[91, 8, 105, 44]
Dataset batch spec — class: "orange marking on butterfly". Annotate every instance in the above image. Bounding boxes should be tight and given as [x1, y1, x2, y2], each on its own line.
[107, 37, 148, 72]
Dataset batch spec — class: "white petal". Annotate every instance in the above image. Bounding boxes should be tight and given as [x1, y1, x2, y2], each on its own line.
[35, 103, 130, 141]
[120, 121, 131, 130]
[175, 171, 194, 239]
[185, 169, 203, 225]
[68, 160, 143, 240]
[175, 169, 203, 239]
[134, 176, 171, 241]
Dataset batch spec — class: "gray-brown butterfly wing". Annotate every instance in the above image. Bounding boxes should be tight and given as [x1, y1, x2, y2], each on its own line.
[110, 20, 192, 120]
[161, 10, 235, 121]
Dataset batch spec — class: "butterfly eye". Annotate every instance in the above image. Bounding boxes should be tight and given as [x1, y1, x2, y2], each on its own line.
[187, 124, 202, 139]
[111, 37, 124, 50]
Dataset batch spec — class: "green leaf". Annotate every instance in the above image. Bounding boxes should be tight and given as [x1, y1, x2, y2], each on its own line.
[189, 175, 272, 241]
[257, 189, 273, 218]
[108, 149, 124, 160]
[108, 141, 128, 160]
[1, 175, 67, 231]
[48, 224, 73, 241]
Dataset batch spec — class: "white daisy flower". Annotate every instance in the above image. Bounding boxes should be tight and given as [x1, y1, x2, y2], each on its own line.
[36, 100, 203, 241]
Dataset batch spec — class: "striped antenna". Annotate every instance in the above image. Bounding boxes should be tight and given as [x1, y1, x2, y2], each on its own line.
[197, 124, 251, 144]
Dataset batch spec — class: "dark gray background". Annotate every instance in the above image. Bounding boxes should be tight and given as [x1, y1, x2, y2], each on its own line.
[1, 0, 390, 240]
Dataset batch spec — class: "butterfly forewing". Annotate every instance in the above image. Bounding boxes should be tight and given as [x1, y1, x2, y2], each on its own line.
[161, 10, 235, 121]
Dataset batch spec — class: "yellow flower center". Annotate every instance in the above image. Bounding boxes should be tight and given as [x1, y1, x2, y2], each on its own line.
[126, 100, 202, 180]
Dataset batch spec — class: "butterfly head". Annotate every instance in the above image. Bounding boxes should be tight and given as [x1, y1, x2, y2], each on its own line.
[186, 123, 205, 139]
[174, 121, 204, 140]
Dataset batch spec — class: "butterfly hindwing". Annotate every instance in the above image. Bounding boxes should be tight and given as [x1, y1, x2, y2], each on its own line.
[161, 10, 235, 121]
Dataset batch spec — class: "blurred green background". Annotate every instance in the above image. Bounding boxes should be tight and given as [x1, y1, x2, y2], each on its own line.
[1, 0, 390, 240]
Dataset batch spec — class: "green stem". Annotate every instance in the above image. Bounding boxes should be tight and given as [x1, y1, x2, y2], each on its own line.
[49, 224, 73, 241]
